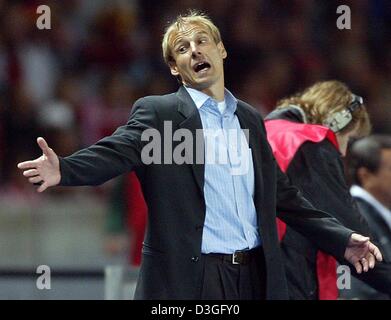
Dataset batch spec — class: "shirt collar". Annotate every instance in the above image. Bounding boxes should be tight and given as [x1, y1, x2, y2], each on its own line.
[184, 86, 238, 114]
[350, 185, 391, 226]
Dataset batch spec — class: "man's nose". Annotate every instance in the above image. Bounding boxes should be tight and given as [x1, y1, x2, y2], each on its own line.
[190, 42, 201, 57]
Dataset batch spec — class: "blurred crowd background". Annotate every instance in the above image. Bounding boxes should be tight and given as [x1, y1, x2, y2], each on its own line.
[0, 0, 390, 298]
[1, 0, 391, 191]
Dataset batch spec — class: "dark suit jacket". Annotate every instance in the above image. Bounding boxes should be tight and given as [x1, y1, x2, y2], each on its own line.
[342, 196, 391, 299]
[59, 86, 353, 299]
[354, 197, 391, 262]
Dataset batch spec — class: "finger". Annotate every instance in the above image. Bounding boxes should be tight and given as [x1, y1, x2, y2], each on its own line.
[354, 261, 362, 274]
[23, 169, 39, 177]
[373, 248, 382, 261]
[17, 160, 39, 170]
[361, 258, 369, 272]
[368, 242, 383, 262]
[28, 176, 43, 184]
[368, 253, 375, 269]
[37, 182, 48, 193]
[37, 137, 52, 157]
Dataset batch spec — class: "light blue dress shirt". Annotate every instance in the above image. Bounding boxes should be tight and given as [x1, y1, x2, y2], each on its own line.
[185, 86, 261, 254]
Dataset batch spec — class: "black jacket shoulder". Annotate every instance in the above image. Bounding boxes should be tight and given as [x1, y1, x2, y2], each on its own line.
[286, 139, 369, 234]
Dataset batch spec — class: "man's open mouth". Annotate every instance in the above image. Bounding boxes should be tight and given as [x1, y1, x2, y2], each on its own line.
[193, 62, 211, 73]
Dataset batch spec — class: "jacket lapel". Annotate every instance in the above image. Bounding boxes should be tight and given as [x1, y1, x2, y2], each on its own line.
[176, 86, 205, 196]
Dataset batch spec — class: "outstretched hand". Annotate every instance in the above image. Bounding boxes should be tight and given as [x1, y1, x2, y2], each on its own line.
[344, 233, 383, 274]
[17, 137, 61, 192]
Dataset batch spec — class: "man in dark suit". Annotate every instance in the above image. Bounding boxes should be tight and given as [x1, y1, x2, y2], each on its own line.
[18, 11, 382, 300]
[340, 135, 391, 299]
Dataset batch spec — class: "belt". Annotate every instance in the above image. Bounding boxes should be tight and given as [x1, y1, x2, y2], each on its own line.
[204, 247, 262, 265]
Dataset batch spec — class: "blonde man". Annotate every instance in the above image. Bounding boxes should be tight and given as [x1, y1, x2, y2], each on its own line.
[18, 13, 381, 300]
[265, 80, 391, 299]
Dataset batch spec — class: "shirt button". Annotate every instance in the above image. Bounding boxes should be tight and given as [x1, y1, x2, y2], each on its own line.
[191, 256, 199, 263]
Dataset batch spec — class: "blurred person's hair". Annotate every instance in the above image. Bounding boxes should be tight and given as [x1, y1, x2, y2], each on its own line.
[347, 135, 391, 186]
[276, 80, 371, 137]
[162, 9, 222, 65]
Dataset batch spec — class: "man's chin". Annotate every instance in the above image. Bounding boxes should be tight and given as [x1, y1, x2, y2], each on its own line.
[186, 79, 213, 91]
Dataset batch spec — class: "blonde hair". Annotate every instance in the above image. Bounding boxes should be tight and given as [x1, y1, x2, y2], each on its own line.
[162, 10, 222, 65]
[276, 80, 371, 136]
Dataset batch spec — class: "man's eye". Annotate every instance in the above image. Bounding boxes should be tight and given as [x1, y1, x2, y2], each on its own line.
[177, 46, 187, 53]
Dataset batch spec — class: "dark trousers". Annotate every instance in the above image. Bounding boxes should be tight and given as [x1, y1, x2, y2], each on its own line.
[200, 247, 266, 300]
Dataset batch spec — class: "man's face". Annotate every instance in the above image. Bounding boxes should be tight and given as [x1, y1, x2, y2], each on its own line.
[168, 24, 227, 91]
[369, 149, 391, 207]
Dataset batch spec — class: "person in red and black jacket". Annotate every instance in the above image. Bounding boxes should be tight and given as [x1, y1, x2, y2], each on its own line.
[265, 80, 391, 299]
[105, 172, 147, 267]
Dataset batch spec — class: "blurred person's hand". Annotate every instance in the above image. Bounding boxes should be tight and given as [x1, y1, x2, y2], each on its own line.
[17, 137, 60, 192]
[344, 233, 383, 273]
[104, 234, 129, 256]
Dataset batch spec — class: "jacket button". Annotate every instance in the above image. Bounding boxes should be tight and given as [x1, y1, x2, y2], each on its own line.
[191, 256, 199, 262]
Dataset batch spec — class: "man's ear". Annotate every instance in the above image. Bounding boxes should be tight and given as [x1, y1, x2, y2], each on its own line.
[218, 42, 227, 59]
[357, 167, 374, 187]
[169, 62, 179, 77]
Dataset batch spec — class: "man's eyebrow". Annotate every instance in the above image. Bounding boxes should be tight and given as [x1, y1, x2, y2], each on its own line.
[172, 31, 210, 48]
[195, 31, 209, 36]
[173, 38, 186, 48]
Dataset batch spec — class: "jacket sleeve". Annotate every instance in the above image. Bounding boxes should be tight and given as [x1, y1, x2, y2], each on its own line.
[286, 140, 371, 234]
[275, 162, 353, 262]
[59, 97, 157, 186]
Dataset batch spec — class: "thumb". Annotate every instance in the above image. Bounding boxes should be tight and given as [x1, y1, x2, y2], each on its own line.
[37, 181, 48, 193]
[37, 137, 53, 157]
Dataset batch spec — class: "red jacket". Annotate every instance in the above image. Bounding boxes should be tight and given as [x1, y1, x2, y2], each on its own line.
[125, 172, 147, 266]
[265, 117, 339, 300]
